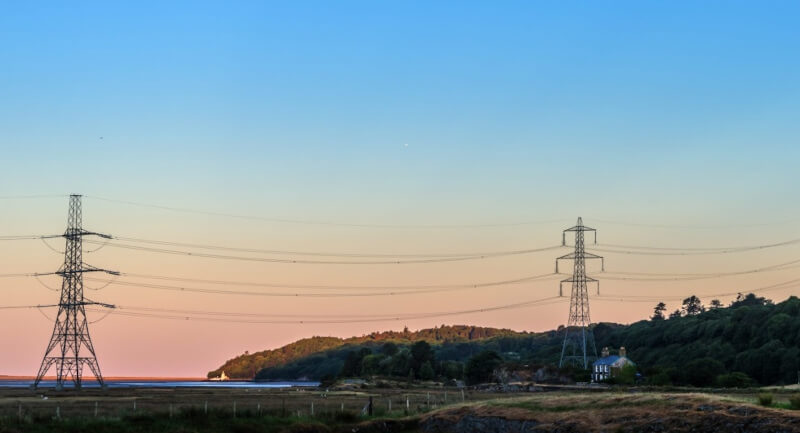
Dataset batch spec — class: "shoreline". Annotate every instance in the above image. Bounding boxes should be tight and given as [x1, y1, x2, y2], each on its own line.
[0, 376, 207, 382]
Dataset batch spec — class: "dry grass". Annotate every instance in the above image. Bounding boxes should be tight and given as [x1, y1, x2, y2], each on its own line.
[412, 392, 800, 433]
[0, 386, 502, 420]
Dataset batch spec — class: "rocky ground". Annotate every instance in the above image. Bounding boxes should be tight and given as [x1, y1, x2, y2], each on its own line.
[357, 393, 800, 433]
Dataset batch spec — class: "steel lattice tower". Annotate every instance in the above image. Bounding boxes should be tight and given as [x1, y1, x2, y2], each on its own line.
[33, 195, 116, 390]
[556, 217, 604, 369]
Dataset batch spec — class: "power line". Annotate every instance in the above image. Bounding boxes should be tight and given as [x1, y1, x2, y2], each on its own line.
[85, 195, 568, 229]
[592, 244, 800, 256]
[0, 273, 37, 278]
[117, 271, 557, 291]
[599, 258, 800, 281]
[86, 240, 563, 265]
[84, 296, 567, 324]
[0, 194, 67, 200]
[596, 277, 800, 303]
[595, 238, 800, 254]
[111, 236, 564, 259]
[589, 217, 800, 229]
[0, 235, 45, 240]
[12, 253, 797, 293]
[85, 272, 559, 297]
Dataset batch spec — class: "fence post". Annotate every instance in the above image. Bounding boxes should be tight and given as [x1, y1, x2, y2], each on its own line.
[18, 403, 22, 422]
[234, 401, 237, 418]
[258, 403, 261, 416]
[444, 391, 447, 404]
[368, 396, 373, 416]
[340, 402, 344, 413]
[95, 401, 98, 417]
[311, 401, 314, 417]
[406, 396, 410, 411]
[56, 406, 60, 420]
[204, 400, 208, 415]
[388, 399, 392, 413]
[461, 389, 465, 401]
[169, 404, 173, 419]
[133, 400, 137, 412]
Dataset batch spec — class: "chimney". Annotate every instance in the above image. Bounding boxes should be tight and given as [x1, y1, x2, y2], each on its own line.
[619, 346, 626, 357]
[601, 347, 610, 358]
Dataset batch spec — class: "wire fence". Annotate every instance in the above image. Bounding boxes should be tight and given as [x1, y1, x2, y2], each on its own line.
[0, 387, 484, 422]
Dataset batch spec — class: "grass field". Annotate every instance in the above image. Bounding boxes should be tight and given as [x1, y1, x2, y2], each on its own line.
[3, 387, 800, 432]
[0, 385, 499, 432]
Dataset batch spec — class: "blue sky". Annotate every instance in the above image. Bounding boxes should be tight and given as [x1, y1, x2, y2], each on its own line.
[2, 3, 799, 222]
[1, 2, 799, 375]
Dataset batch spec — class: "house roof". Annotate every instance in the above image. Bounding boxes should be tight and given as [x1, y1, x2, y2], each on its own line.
[593, 355, 633, 366]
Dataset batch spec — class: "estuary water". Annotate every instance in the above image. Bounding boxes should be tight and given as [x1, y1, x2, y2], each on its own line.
[0, 380, 320, 389]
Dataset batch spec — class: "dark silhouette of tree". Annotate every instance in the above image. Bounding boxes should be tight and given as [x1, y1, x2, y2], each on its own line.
[465, 350, 502, 385]
[682, 295, 704, 315]
[652, 302, 667, 320]
[684, 357, 725, 387]
[340, 348, 371, 377]
[731, 293, 772, 308]
[710, 299, 723, 309]
[419, 361, 435, 380]
[410, 341, 434, 377]
[669, 309, 682, 319]
[381, 342, 398, 356]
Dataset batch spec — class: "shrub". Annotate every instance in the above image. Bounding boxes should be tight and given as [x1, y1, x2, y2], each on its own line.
[758, 393, 773, 406]
[648, 371, 671, 386]
[789, 395, 800, 410]
[715, 372, 753, 388]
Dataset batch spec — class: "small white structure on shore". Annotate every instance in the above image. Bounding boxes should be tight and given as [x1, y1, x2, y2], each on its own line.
[210, 371, 229, 381]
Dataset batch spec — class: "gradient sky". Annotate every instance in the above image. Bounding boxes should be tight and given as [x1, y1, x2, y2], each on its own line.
[1, 1, 799, 377]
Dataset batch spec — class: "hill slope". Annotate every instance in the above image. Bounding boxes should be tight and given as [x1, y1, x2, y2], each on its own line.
[208, 325, 523, 379]
[212, 294, 800, 387]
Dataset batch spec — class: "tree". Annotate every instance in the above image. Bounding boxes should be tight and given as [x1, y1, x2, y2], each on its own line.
[410, 341, 434, 374]
[465, 350, 502, 385]
[340, 348, 371, 377]
[683, 357, 725, 387]
[648, 370, 672, 386]
[360, 354, 385, 376]
[381, 342, 399, 356]
[390, 349, 411, 376]
[419, 361, 435, 380]
[731, 293, 771, 308]
[607, 364, 637, 385]
[669, 309, 682, 319]
[441, 361, 464, 380]
[709, 299, 723, 309]
[682, 296, 704, 316]
[652, 302, 667, 320]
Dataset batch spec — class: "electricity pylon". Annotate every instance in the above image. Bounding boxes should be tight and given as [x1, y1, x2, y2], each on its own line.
[33, 195, 117, 390]
[556, 217, 604, 369]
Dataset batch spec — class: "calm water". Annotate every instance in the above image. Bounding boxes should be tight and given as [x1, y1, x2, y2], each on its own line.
[0, 380, 319, 389]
